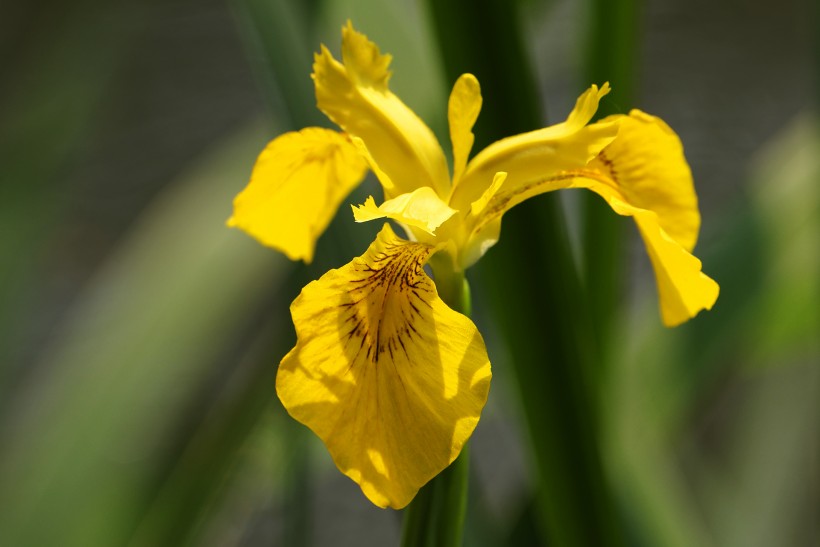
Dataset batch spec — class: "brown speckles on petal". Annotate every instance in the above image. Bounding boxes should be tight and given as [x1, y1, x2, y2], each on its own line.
[339, 237, 434, 367]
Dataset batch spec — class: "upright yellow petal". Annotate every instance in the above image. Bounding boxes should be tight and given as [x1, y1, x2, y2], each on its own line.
[451, 83, 617, 212]
[227, 127, 367, 263]
[340, 20, 392, 89]
[313, 22, 450, 199]
[565, 81, 612, 131]
[448, 74, 482, 186]
[277, 224, 491, 508]
[351, 187, 457, 235]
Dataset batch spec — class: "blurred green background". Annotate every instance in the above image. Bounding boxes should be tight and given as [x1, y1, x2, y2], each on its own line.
[0, 0, 817, 546]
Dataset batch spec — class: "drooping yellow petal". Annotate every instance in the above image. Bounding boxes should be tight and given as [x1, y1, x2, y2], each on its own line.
[573, 187, 717, 326]
[351, 187, 457, 235]
[313, 22, 450, 199]
[446, 84, 616, 267]
[448, 74, 482, 186]
[593, 109, 700, 251]
[277, 224, 491, 509]
[227, 127, 367, 263]
[465, 110, 718, 325]
[451, 83, 617, 212]
[576, 111, 716, 324]
[631, 208, 719, 326]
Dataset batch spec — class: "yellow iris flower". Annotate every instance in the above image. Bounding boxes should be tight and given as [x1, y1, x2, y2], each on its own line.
[228, 22, 719, 509]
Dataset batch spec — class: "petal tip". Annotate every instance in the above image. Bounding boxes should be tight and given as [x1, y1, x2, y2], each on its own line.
[340, 21, 392, 89]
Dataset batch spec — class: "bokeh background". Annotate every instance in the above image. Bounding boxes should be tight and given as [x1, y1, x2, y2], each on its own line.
[1, 0, 817, 545]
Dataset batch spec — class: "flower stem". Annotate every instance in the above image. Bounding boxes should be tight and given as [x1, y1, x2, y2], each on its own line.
[401, 445, 470, 547]
[581, 0, 640, 355]
[425, 0, 626, 545]
[401, 271, 471, 547]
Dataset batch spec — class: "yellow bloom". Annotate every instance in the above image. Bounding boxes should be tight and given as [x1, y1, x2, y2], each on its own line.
[229, 22, 719, 508]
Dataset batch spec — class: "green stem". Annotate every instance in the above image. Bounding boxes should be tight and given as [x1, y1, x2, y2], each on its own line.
[581, 0, 641, 353]
[401, 446, 470, 547]
[401, 272, 471, 547]
[281, 420, 311, 547]
[425, 0, 625, 545]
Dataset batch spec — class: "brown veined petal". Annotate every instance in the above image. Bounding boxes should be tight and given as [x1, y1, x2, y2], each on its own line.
[465, 111, 718, 325]
[277, 224, 492, 508]
[583, 111, 716, 323]
[312, 21, 450, 199]
[227, 127, 367, 263]
[593, 109, 700, 251]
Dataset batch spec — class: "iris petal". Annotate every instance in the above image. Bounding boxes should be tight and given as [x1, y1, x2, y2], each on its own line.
[449, 85, 617, 267]
[227, 127, 367, 263]
[277, 224, 492, 508]
[448, 74, 483, 187]
[576, 187, 717, 326]
[466, 110, 718, 325]
[631, 208, 719, 326]
[352, 187, 457, 235]
[592, 110, 700, 251]
[452, 83, 617, 212]
[313, 22, 450, 199]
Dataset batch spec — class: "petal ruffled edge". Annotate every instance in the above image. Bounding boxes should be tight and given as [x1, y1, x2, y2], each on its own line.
[277, 224, 491, 508]
[351, 186, 457, 235]
[312, 22, 450, 199]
